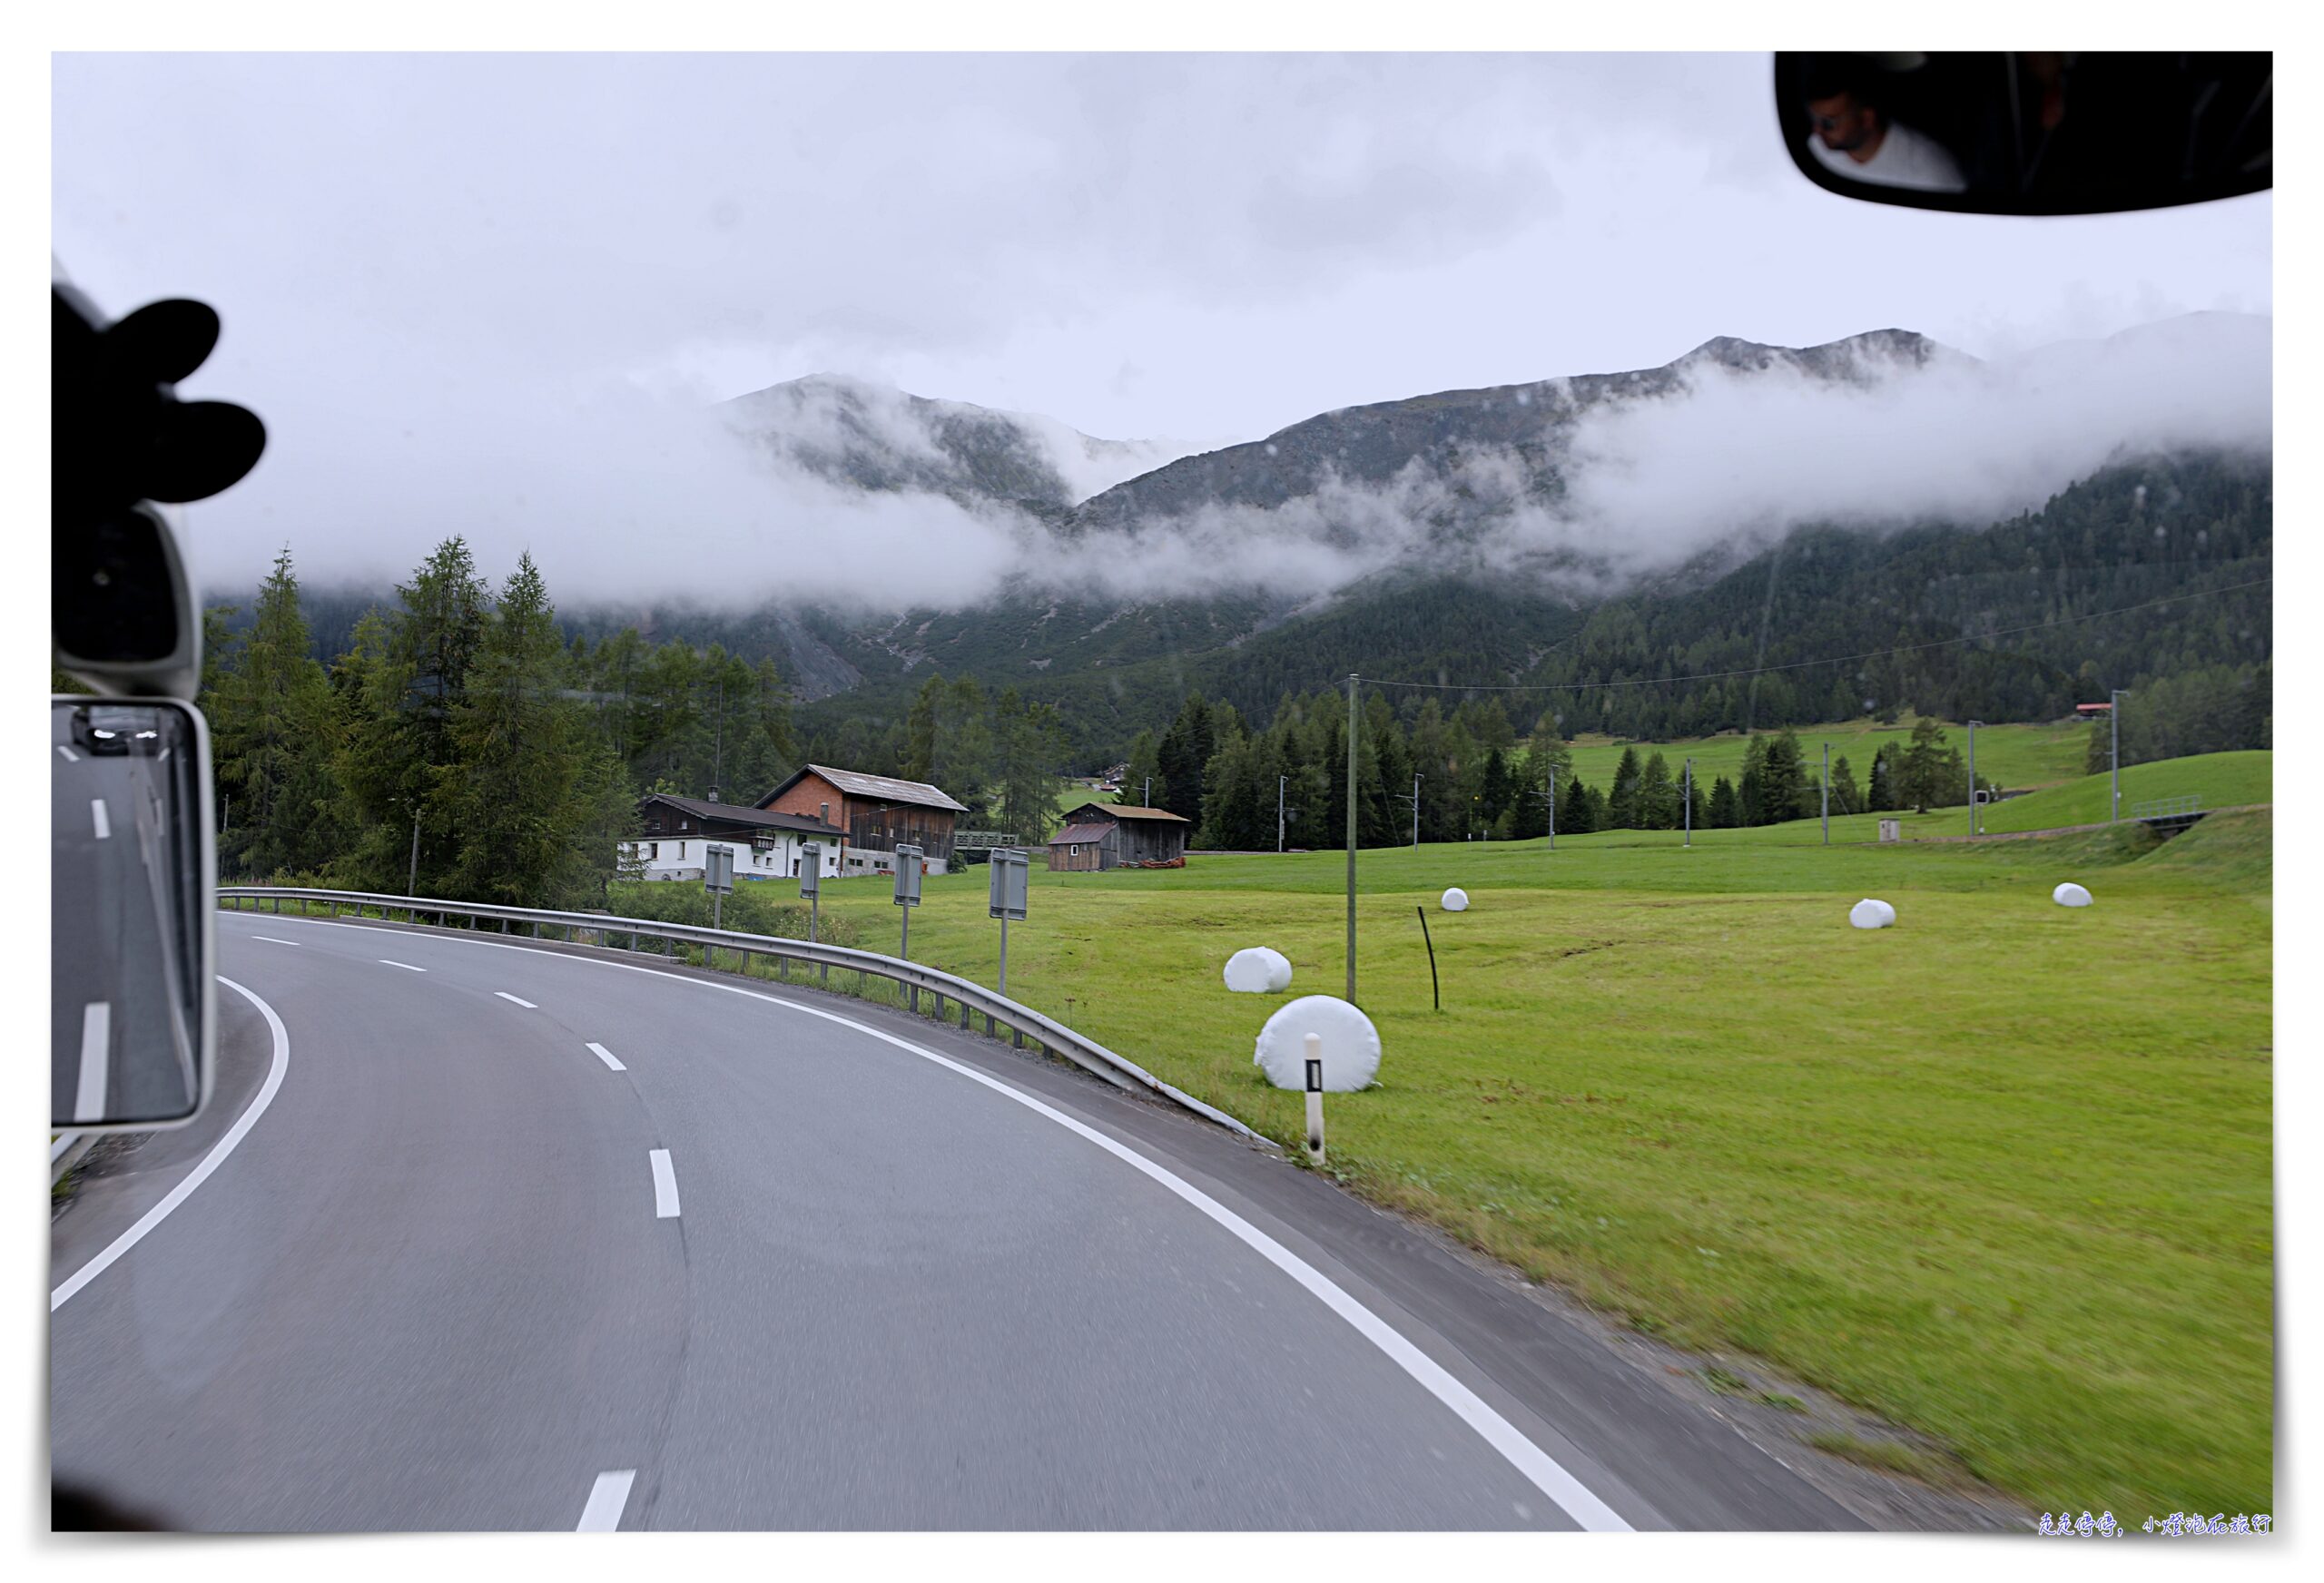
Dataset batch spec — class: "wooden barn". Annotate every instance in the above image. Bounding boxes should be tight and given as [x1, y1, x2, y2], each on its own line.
[1045, 804, 1192, 871]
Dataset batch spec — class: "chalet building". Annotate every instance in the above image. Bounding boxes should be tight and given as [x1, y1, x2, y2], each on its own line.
[1044, 804, 1192, 871]
[757, 764, 970, 876]
[624, 792, 844, 884]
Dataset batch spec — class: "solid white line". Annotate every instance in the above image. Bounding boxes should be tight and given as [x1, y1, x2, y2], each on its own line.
[56, 744, 80, 762]
[274, 920, 1636, 1529]
[379, 959, 426, 973]
[586, 1041, 626, 1072]
[52, 978, 290, 1312]
[90, 800, 111, 840]
[496, 991, 537, 1008]
[648, 1149, 680, 1218]
[576, 1470, 635, 1531]
[251, 936, 302, 947]
[74, 1003, 111, 1123]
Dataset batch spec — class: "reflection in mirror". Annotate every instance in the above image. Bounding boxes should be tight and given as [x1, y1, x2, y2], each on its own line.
[51, 698, 212, 1129]
[1777, 52, 2270, 216]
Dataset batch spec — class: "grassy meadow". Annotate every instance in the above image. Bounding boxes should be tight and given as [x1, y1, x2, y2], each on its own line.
[803, 794, 2272, 1515]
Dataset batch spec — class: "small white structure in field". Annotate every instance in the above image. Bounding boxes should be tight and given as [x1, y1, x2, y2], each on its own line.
[1441, 888, 1470, 912]
[1255, 996, 1381, 1091]
[2053, 882, 2093, 908]
[1224, 947, 1294, 993]
[1849, 898, 1896, 929]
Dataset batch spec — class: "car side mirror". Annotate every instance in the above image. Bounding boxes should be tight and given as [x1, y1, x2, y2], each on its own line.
[51, 697, 215, 1131]
[1777, 51, 2270, 216]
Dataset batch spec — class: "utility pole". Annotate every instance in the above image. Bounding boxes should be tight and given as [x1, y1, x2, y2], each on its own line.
[408, 810, 420, 897]
[1822, 741, 1830, 845]
[1684, 758, 1692, 848]
[1548, 764, 1556, 851]
[1966, 720, 1984, 835]
[2110, 689, 2123, 821]
[1144, 775, 1152, 810]
[1393, 772, 1423, 849]
[1278, 774, 1287, 853]
[1345, 673, 1358, 1006]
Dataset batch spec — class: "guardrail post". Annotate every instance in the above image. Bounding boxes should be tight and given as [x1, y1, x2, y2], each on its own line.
[1305, 1035, 1326, 1166]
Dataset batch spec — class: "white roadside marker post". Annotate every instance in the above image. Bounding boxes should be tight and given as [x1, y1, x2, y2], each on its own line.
[1305, 1033, 1326, 1168]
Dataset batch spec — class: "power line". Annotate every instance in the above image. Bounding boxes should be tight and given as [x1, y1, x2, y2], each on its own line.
[1354, 575, 2271, 696]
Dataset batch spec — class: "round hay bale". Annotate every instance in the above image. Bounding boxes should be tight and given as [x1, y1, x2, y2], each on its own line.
[1253, 995, 1381, 1091]
[1440, 887, 1470, 912]
[1224, 946, 1295, 993]
[1849, 898, 1896, 929]
[2053, 881, 2093, 908]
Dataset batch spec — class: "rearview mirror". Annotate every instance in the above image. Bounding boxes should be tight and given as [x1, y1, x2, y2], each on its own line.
[1777, 51, 2270, 216]
[51, 698, 214, 1131]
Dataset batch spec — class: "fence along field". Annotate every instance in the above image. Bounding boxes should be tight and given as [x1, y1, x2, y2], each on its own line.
[800, 787, 2271, 1518]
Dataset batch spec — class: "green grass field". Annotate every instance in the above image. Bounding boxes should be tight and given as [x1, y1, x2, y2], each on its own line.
[1550, 714, 2093, 797]
[1057, 785, 1118, 816]
[1977, 750, 2272, 834]
[814, 796, 2273, 1514]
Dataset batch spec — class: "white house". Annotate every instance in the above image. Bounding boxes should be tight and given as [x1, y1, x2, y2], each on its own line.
[623, 792, 846, 885]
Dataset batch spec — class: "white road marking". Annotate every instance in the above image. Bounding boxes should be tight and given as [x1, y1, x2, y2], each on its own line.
[56, 744, 80, 762]
[251, 936, 301, 947]
[379, 959, 426, 973]
[52, 978, 290, 1311]
[268, 921, 1638, 1529]
[576, 1470, 635, 1531]
[90, 800, 111, 840]
[586, 1042, 625, 1072]
[649, 1150, 681, 1218]
[74, 1003, 111, 1123]
[496, 991, 537, 1008]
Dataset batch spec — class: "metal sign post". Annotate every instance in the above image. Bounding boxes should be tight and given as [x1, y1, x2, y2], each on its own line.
[989, 847, 1029, 995]
[892, 843, 923, 1012]
[704, 843, 734, 931]
[799, 841, 824, 984]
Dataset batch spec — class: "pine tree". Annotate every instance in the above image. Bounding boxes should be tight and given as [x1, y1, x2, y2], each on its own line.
[1829, 754, 1862, 815]
[1605, 746, 1643, 829]
[1708, 774, 1739, 828]
[1155, 693, 1215, 825]
[1637, 752, 1679, 830]
[992, 687, 1068, 843]
[1558, 772, 1597, 834]
[1898, 718, 1952, 813]
[210, 548, 341, 879]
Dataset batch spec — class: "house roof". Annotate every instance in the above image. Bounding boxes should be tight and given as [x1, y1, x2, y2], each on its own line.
[640, 792, 842, 837]
[759, 764, 970, 814]
[1047, 821, 1115, 846]
[1090, 803, 1191, 823]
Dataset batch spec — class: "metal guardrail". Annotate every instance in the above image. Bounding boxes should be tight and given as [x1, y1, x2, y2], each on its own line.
[2132, 794, 2205, 820]
[216, 888, 1265, 1145]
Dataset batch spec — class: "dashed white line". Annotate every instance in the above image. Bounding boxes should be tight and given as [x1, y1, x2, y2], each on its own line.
[378, 959, 426, 972]
[53, 978, 290, 1311]
[56, 744, 80, 762]
[586, 1042, 626, 1072]
[496, 991, 537, 1008]
[90, 800, 111, 841]
[648, 1150, 680, 1218]
[576, 1470, 635, 1531]
[251, 936, 301, 947]
[74, 1003, 111, 1123]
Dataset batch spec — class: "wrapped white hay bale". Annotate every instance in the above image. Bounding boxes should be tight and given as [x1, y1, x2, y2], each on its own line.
[1224, 947, 1295, 993]
[2053, 882, 2093, 908]
[1254, 995, 1381, 1091]
[1441, 887, 1470, 912]
[1849, 898, 1896, 929]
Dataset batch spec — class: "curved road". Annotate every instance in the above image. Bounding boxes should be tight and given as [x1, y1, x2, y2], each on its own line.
[50, 911, 1861, 1530]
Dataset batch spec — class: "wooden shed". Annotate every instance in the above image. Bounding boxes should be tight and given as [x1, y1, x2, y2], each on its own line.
[1044, 804, 1191, 870]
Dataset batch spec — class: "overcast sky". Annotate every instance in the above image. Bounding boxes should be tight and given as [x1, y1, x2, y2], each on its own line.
[52, 52, 2272, 596]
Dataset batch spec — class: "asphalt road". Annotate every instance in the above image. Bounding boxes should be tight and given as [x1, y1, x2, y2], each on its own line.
[49, 909, 1865, 1531]
[50, 710, 196, 1128]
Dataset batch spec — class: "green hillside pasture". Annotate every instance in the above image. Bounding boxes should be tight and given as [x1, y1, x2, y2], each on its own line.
[1548, 716, 2091, 798]
[1976, 750, 2272, 834]
[815, 813, 2272, 1515]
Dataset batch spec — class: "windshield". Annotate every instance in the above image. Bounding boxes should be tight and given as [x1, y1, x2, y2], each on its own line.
[49, 50, 2272, 1546]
